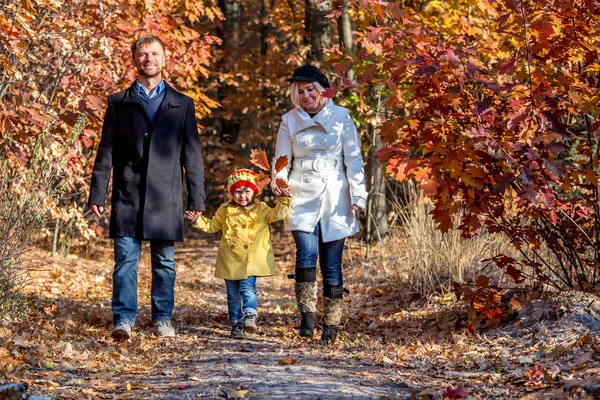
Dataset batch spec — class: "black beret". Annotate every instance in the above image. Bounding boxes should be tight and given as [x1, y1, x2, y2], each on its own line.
[288, 64, 330, 88]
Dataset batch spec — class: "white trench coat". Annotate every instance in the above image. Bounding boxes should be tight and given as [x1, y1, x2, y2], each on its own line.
[273, 99, 368, 242]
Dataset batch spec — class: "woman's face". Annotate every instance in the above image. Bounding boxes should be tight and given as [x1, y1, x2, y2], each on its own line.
[297, 81, 323, 113]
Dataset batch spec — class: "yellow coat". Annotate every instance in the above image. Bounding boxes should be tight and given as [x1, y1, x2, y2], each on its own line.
[192, 197, 292, 280]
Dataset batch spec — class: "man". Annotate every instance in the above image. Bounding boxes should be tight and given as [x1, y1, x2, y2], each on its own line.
[89, 35, 205, 341]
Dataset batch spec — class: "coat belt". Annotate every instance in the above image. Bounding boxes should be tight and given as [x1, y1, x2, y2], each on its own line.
[293, 158, 342, 172]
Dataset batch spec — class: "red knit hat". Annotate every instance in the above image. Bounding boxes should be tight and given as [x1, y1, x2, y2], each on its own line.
[227, 169, 260, 196]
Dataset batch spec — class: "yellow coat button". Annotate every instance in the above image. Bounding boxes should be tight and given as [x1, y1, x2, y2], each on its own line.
[230, 244, 234, 248]
[244, 245, 248, 249]
[242, 225, 246, 228]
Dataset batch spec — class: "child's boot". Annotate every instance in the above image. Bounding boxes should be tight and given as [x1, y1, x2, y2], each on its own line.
[320, 284, 344, 345]
[294, 267, 317, 337]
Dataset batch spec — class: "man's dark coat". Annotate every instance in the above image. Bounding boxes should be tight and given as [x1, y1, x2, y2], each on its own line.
[89, 82, 206, 242]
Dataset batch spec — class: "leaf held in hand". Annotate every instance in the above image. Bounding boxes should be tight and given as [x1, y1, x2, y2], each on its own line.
[250, 149, 270, 171]
[256, 171, 271, 191]
[274, 155, 288, 173]
[275, 178, 289, 189]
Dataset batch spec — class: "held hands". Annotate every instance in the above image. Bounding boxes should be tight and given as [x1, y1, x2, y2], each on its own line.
[273, 185, 291, 198]
[185, 210, 204, 221]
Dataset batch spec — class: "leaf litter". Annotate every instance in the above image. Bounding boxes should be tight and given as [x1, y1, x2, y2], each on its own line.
[0, 232, 598, 399]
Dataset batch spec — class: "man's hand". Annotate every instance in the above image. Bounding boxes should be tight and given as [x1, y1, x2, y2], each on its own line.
[90, 204, 104, 217]
[352, 204, 363, 212]
[186, 210, 203, 221]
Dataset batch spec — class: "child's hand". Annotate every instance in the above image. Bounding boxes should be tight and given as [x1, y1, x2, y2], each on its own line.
[186, 210, 203, 221]
[275, 187, 291, 198]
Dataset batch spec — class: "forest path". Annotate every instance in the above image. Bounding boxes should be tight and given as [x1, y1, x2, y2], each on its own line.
[5, 233, 414, 399]
[5, 232, 599, 399]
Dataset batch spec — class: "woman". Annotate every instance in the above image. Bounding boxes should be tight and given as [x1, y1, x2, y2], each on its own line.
[272, 64, 368, 345]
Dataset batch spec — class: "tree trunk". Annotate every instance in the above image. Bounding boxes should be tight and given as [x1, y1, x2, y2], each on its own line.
[217, 0, 242, 144]
[337, 0, 355, 83]
[220, 0, 241, 50]
[365, 85, 388, 246]
[260, 0, 269, 56]
[305, 0, 332, 62]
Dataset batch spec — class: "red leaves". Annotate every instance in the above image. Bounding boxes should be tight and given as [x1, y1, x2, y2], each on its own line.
[531, 20, 554, 37]
[443, 384, 467, 399]
[526, 364, 547, 385]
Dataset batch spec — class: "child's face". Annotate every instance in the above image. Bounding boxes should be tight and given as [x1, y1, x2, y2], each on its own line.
[232, 186, 255, 206]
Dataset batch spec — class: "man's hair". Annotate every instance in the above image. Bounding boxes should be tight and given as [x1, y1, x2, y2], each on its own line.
[131, 35, 166, 57]
[290, 80, 325, 110]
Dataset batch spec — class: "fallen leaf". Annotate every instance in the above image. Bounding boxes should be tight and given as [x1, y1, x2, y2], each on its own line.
[278, 356, 299, 365]
[443, 383, 467, 399]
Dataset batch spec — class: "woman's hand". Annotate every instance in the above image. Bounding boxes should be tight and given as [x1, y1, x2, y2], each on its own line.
[352, 204, 363, 212]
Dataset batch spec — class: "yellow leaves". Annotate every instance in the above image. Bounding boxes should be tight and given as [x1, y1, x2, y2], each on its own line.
[585, 63, 600, 73]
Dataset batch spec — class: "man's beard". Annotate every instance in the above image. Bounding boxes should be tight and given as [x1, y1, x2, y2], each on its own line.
[137, 65, 161, 79]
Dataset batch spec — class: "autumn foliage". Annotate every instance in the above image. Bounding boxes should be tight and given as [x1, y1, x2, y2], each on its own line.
[333, 0, 600, 290]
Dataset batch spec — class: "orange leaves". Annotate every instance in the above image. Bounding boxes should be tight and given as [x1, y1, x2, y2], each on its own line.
[255, 171, 271, 192]
[250, 149, 270, 171]
[275, 178, 288, 189]
[278, 356, 299, 365]
[249, 149, 288, 192]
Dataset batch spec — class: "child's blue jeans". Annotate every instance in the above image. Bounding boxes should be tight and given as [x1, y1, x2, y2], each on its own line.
[225, 276, 257, 325]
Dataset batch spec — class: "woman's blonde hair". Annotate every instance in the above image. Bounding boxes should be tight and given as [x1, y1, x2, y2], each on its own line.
[290, 80, 326, 110]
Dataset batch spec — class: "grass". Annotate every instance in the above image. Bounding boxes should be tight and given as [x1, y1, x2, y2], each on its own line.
[361, 183, 517, 298]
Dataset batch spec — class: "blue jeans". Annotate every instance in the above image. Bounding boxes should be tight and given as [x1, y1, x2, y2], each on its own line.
[292, 224, 345, 287]
[225, 276, 257, 325]
[112, 237, 176, 326]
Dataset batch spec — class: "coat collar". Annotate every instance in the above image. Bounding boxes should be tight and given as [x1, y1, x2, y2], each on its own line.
[287, 99, 338, 136]
[123, 81, 181, 107]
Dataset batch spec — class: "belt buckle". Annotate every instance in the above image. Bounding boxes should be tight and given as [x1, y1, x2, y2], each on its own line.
[312, 159, 327, 171]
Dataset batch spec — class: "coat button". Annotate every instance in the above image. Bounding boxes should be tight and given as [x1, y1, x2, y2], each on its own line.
[322, 177, 328, 183]
[305, 177, 311, 183]
[241, 224, 246, 228]
[244, 245, 248, 249]
[320, 139, 326, 144]
[304, 140, 310, 145]
[233, 224, 238, 228]
[144, 132, 149, 137]
[230, 244, 234, 248]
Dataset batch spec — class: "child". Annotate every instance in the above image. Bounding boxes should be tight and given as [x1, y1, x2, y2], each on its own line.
[187, 169, 291, 339]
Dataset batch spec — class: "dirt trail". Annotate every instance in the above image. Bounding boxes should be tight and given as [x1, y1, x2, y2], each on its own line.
[4, 232, 600, 399]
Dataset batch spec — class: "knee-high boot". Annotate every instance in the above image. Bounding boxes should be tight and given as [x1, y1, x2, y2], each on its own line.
[294, 268, 317, 337]
[320, 284, 344, 345]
